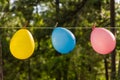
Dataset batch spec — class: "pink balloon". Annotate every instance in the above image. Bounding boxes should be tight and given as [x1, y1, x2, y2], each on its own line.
[90, 28, 116, 54]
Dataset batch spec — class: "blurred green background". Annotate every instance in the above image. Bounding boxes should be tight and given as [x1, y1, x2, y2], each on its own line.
[0, 0, 120, 80]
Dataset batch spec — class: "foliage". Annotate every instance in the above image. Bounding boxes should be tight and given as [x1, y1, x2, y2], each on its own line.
[0, 0, 120, 80]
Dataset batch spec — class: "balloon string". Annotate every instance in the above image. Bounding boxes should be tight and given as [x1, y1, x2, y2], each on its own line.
[92, 23, 96, 30]
[92, 26, 96, 30]
[23, 21, 28, 28]
[0, 27, 119, 29]
[54, 22, 58, 28]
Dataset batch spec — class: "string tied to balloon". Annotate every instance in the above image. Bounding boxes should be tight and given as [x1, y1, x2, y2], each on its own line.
[23, 21, 28, 29]
[54, 22, 58, 28]
[92, 23, 96, 30]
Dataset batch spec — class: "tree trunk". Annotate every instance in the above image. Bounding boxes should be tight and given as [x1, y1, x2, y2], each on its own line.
[110, 0, 116, 80]
[0, 39, 3, 80]
[56, 70, 61, 80]
[28, 59, 31, 80]
[118, 60, 120, 79]
[104, 56, 109, 80]
[56, 0, 60, 26]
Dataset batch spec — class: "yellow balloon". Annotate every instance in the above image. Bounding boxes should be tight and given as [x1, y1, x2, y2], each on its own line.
[10, 29, 35, 59]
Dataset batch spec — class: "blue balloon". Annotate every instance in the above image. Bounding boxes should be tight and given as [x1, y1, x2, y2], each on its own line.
[51, 27, 76, 54]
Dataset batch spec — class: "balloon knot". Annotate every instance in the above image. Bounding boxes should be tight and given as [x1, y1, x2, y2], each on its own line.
[92, 25, 96, 30]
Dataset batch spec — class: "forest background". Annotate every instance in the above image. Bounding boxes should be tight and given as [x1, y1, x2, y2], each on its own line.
[0, 0, 120, 80]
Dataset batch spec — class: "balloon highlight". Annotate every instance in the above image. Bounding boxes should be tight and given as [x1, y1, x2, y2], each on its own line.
[51, 27, 76, 54]
[10, 29, 35, 59]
